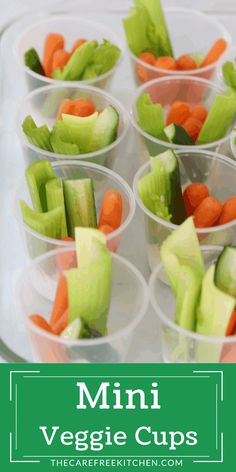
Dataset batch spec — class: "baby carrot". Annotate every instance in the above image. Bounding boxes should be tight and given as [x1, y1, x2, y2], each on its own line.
[200, 38, 227, 68]
[70, 38, 87, 54]
[183, 183, 209, 216]
[99, 190, 123, 230]
[98, 224, 114, 236]
[182, 116, 202, 141]
[43, 33, 65, 77]
[56, 99, 74, 119]
[155, 56, 176, 71]
[226, 309, 236, 336]
[50, 275, 68, 326]
[193, 196, 223, 228]
[176, 54, 197, 70]
[138, 52, 156, 65]
[191, 105, 208, 123]
[29, 314, 53, 333]
[51, 49, 70, 73]
[166, 101, 191, 126]
[219, 196, 236, 225]
[72, 98, 95, 117]
[136, 52, 156, 83]
[52, 309, 69, 335]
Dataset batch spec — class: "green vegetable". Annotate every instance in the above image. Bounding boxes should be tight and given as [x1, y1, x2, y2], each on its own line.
[82, 40, 121, 78]
[164, 123, 195, 146]
[52, 40, 98, 81]
[197, 89, 236, 144]
[75, 227, 106, 268]
[161, 217, 205, 331]
[215, 246, 236, 297]
[24, 48, 45, 75]
[222, 60, 236, 89]
[89, 106, 119, 152]
[45, 178, 68, 238]
[61, 318, 83, 339]
[20, 200, 65, 240]
[22, 115, 53, 152]
[123, 5, 153, 56]
[138, 159, 171, 221]
[136, 93, 166, 140]
[50, 120, 80, 155]
[62, 112, 98, 153]
[25, 160, 56, 212]
[63, 178, 97, 237]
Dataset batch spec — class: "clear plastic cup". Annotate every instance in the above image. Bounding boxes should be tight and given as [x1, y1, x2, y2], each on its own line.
[14, 14, 123, 92]
[230, 129, 236, 160]
[131, 76, 234, 159]
[15, 160, 136, 258]
[128, 8, 231, 86]
[15, 84, 129, 169]
[217, 44, 236, 87]
[149, 246, 236, 363]
[133, 149, 236, 271]
[15, 248, 149, 363]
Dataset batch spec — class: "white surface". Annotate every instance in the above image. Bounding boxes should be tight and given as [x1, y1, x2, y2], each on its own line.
[0, 3, 236, 362]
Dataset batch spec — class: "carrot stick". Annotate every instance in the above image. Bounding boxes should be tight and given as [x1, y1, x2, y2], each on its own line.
[166, 101, 191, 126]
[191, 105, 208, 123]
[155, 56, 176, 71]
[56, 237, 76, 271]
[226, 309, 236, 336]
[98, 224, 114, 236]
[99, 190, 123, 230]
[176, 54, 197, 71]
[29, 314, 53, 333]
[200, 38, 227, 68]
[43, 33, 65, 77]
[51, 49, 70, 73]
[72, 98, 95, 117]
[56, 99, 74, 120]
[182, 116, 202, 141]
[219, 196, 236, 225]
[136, 52, 156, 84]
[193, 196, 223, 228]
[70, 38, 87, 54]
[52, 309, 69, 335]
[50, 275, 68, 326]
[183, 183, 209, 216]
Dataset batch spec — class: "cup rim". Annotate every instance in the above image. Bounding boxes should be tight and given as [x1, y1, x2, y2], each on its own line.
[149, 245, 236, 344]
[16, 248, 149, 347]
[127, 7, 232, 76]
[15, 83, 129, 160]
[14, 14, 124, 86]
[230, 129, 236, 159]
[130, 74, 233, 150]
[14, 159, 136, 245]
[133, 148, 236, 234]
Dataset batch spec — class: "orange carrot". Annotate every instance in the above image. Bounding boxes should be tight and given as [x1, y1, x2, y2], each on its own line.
[56, 99, 74, 119]
[56, 237, 75, 271]
[219, 196, 236, 225]
[52, 309, 69, 335]
[200, 38, 227, 68]
[99, 190, 123, 230]
[191, 105, 208, 123]
[43, 33, 65, 77]
[99, 224, 114, 236]
[51, 49, 70, 73]
[226, 309, 236, 336]
[182, 116, 202, 141]
[193, 196, 223, 228]
[176, 54, 197, 70]
[183, 183, 209, 216]
[136, 52, 156, 83]
[72, 98, 95, 117]
[29, 314, 53, 333]
[71, 38, 87, 54]
[50, 275, 68, 326]
[155, 56, 176, 71]
[166, 101, 191, 126]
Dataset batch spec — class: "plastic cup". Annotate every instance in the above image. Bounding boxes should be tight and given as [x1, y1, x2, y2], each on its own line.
[130, 76, 234, 159]
[230, 129, 236, 160]
[15, 84, 129, 169]
[217, 45, 236, 87]
[133, 149, 236, 271]
[128, 8, 231, 86]
[14, 14, 123, 92]
[15, 248, 149, 363]
[149, 246, 236, 363]
[15, 160, 136, 258]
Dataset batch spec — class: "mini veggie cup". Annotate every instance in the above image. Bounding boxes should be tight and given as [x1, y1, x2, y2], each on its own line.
[133, 149, 236, 271]
[14, 15, 123, 92]
[149, 246, 236, 363]
[15, 160, 135, 258]
[131, 76, 234, 159]
[15, 84, 129, 169]
[128, 8, 231, 86]
[15, 248, 149, 363]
